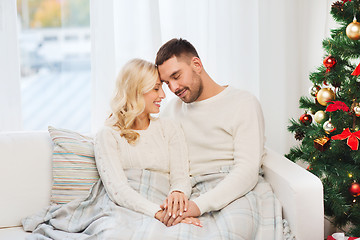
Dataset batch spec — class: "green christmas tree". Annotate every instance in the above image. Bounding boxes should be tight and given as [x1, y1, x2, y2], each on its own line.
[286, 0, 360, 236]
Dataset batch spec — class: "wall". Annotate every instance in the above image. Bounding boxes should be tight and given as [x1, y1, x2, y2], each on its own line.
[259, 0, 329, 154]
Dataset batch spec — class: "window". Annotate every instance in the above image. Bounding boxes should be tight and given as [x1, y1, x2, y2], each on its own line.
[17, 0, 91, 133]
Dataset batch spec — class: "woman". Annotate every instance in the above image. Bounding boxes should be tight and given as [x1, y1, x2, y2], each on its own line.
[95, 58, 199, 226]
[22, 59, 201, 240]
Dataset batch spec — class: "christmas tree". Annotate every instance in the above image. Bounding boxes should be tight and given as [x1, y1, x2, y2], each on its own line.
[286, 0, 360, 236]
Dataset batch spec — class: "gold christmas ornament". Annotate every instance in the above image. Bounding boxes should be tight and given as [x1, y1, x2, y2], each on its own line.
[346, 19, 360, 40]
[314, 110, 327, 124]
[317, 88, 335, 106]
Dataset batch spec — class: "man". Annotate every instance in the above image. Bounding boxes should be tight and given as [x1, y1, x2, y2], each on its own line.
[156, 38, 266, 228]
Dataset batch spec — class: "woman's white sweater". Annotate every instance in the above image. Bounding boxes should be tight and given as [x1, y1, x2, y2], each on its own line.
[94, 118, 191, 218]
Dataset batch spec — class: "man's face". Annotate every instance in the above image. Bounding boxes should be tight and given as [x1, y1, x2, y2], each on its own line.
[158, 56, 202, 103]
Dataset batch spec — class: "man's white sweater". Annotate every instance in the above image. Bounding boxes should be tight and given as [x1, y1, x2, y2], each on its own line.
[163, 86, 266, 214]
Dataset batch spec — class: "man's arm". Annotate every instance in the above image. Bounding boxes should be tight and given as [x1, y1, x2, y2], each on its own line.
[168, 94, 266, 225]
[192, 94, 265, 215]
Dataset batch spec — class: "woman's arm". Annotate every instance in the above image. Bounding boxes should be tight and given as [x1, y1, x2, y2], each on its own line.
[94, 127, 161, 218]
[161, 120, 192, 225]
[166, 120, 191, 197]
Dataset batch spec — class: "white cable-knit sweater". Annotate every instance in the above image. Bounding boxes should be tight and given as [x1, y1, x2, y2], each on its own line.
[94, 118, 191, 218]
[162, 86, 266, 215]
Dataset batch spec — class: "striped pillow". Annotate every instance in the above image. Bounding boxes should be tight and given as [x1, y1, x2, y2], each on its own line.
[48, 126, 99, 204]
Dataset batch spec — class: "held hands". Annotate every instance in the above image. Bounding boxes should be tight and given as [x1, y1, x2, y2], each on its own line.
[155, 210, 202, 227]
[170, 200, 201, 226]
[156, 191, 202, 227]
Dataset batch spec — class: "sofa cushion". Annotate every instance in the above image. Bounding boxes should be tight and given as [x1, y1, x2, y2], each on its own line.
[49, 126, 99, 204]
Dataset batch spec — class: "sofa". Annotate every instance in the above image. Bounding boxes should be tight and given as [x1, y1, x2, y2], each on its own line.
[0, 131, 324, 240]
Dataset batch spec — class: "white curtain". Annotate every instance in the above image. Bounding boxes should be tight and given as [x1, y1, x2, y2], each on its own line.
[157, 0, 260, 94]
[0, 0, 22, 131]
[91, 0, 260, 131]
[91, 0, 332, 154]
[91, 0, 162, 130]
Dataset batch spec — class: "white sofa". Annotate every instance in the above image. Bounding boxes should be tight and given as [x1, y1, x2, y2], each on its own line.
[0, 131, 324, 240]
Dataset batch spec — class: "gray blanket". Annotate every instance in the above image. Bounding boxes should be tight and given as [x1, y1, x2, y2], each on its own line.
[22, 168, 284, 240]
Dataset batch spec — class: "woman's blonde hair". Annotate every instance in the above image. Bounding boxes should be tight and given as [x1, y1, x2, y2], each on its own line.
[106, 58, 159, 144]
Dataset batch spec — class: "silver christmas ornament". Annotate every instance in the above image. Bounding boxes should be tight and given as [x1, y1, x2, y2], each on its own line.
[354, 105, 360, 117]
[309, 85, 320, 97]
[323, 120, 335, 133]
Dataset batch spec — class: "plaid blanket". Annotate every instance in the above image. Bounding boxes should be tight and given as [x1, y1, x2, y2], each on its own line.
[22, 168, 284, 240]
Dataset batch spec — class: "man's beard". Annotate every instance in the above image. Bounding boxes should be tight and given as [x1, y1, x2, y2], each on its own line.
[182, 73, 203, 103]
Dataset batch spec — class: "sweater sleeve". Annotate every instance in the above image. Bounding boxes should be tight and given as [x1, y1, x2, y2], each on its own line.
[192, 94, 265, 214]
[165, 120, 191, 198]
[94, 127, 161, 218]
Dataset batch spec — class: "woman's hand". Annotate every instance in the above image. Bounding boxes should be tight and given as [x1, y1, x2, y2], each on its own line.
[169, 200, 201, 226]
[181, 217, 202, 227]
[161, 191, 189, 226]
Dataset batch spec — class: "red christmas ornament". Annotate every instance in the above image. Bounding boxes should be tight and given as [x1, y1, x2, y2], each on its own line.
[349, 182, 360, 197]
[323, 56, 337, 73]
[299, 113, 312, 126]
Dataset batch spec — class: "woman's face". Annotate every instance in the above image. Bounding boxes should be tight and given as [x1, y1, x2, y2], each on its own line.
[143, 77, 166, 115]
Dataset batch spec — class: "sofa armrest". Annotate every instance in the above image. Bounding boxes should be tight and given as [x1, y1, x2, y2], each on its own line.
[0, 131, 53, 228]
[262, 148, 324, 240]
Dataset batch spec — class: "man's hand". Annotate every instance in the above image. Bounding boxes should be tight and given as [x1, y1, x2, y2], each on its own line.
[154, 209, 164, 221]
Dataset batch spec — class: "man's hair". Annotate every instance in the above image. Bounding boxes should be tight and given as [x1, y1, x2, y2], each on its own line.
[155, 38, 200, 66]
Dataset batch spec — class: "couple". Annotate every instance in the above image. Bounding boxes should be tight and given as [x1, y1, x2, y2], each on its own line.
[97, 38, 267, 232]
[24, 39, 281, 239]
